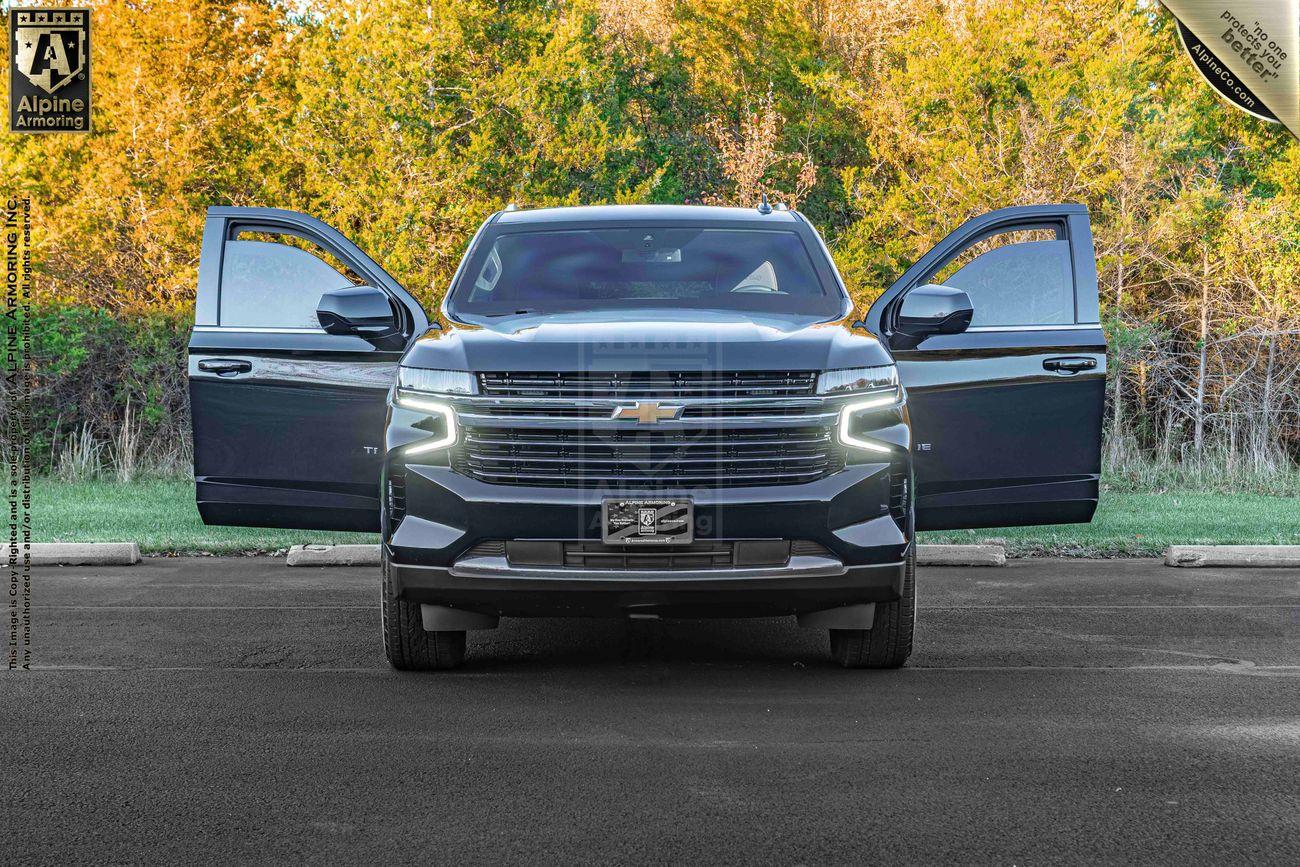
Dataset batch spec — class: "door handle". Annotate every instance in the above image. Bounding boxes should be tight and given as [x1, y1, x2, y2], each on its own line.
[197, 358, 252, 376]
[1043, 356, 1096, 374]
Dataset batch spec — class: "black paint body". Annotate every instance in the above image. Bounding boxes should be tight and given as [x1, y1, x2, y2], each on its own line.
[189, 204, 1105, 616]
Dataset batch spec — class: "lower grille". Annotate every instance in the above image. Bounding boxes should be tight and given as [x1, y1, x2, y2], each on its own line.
[563, 541, 742, 570]
[453, 426, 842, 488]
[386, 467, 407, 535]
[459, 539, 833, 570]
[791, 540, 834, 557]
[462, 540, 507, 558]
[889, 461, 909, 527]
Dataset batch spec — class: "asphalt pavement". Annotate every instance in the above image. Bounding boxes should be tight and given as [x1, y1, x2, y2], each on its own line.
[3, 558, 1299, 864]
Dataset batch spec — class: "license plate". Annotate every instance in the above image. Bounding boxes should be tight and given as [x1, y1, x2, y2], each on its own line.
[602, 498, 694, 546]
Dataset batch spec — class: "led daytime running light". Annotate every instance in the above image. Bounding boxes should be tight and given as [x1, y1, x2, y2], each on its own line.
[396, 397, 458, 455]
[837, 395, 896, 454]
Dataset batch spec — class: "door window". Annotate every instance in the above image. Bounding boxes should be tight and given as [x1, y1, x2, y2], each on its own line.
[219, 231, 362, 328]
[928, 229, 1074, 327]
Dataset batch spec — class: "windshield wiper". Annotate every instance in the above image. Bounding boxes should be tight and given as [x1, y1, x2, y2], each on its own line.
[482, 309, 538, 317]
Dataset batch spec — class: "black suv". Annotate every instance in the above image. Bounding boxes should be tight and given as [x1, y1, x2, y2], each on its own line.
[189, 204, 1105, 670]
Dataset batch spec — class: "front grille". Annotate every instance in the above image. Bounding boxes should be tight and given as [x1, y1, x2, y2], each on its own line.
[453, 425, 843, 488]
[479, 371, 817, 399]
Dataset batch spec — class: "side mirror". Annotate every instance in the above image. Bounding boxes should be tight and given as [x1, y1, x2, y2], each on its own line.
[896, 284, 973, 339]
[317, 286, 402, 348]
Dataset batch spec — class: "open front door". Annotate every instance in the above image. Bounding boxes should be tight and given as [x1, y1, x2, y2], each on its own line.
[189, 207, 429, 531]
[865, 205, 1106, 531]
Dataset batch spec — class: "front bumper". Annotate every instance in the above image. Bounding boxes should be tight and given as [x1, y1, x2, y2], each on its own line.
[389, 557, 906, 618]
[385, 461, 910, 618]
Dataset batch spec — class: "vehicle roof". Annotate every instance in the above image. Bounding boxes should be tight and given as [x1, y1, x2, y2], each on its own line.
[493, 204, 801, 226]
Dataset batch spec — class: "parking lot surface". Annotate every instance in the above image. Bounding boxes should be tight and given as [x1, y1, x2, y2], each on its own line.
[3, 558, 1299, 863]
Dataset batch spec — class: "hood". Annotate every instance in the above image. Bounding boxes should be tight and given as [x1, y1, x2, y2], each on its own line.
[400, 309, 893, 372]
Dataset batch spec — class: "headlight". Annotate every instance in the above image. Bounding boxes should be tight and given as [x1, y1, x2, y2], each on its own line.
[397, 367, 477, 395]
[816, 365, 898, 396]
[826, 366, 901, 453]
[393, 368, 465, 455]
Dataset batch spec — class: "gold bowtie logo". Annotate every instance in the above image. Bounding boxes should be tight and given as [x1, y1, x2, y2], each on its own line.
[611, 401, 684, 423]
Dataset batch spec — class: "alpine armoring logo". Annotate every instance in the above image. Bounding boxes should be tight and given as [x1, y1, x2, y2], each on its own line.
[8, 7, 91, 133]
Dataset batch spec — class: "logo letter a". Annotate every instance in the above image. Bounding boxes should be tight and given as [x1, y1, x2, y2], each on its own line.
[39, 33, 72, 77]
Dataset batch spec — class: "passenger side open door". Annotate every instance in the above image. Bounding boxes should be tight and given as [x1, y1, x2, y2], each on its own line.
[865, 205, 1106, 531]
[189, 207, 430, 531]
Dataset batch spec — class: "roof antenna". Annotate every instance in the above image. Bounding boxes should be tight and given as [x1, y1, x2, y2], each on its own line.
[757, 192, 772, 215]
[503, 202, 519, 212]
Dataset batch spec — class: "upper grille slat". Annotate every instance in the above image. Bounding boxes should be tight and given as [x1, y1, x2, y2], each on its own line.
[465, 431, 832, 447]
[465, 452, 830, 465]
[479, 371, 817, 399]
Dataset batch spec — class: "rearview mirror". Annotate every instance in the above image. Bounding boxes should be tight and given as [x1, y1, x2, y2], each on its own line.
[317, 286, 402, 348]
[896, 284, 973, 339]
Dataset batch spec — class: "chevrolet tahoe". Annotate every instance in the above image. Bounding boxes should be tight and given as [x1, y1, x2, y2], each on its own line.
[188, 203, 1105, 670]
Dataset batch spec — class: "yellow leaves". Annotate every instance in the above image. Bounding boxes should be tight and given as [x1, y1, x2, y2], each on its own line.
[705, 89, 816, 208]
[594, 0, 677, 50]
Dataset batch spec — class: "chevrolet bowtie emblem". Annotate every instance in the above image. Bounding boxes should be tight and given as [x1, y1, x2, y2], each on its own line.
[611, 401, 684, 423]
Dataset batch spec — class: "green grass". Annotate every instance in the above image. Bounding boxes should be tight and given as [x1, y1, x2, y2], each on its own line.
[29, 478, 1300, 557]
[920, 490, 1300, 556]
[32, 479, 376, 554]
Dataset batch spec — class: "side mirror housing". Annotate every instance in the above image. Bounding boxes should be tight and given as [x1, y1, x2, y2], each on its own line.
[896, 284, 973, 339]
[317, 286, 402, 348]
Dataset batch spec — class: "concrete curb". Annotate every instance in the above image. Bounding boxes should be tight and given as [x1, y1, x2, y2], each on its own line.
[284, 543, 1007, 567]
[286, 544, 382, 567]
[6, 543, 141, 566]
[918, 544, 1006, 566]
[1165, 545, 1300, 568]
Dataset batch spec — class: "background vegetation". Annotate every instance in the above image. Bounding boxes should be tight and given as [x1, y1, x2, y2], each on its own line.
[4, 0, 1300, 487]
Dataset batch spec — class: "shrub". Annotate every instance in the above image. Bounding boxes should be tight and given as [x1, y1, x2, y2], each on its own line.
[23, 305, 193, 477]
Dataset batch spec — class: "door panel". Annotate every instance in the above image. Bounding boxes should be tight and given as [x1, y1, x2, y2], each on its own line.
[865, 205, 1106, 531]
[189, 208, 428, 531]
[898, 329, 1106, 530]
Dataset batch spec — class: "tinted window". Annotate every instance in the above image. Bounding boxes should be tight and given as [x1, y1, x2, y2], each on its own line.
[448, 228, 841, 318]
[936, 236, 1075, 327]
[219, 239, 356, 328]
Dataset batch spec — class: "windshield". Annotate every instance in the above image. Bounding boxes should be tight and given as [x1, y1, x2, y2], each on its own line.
[446, 227, 843, 319]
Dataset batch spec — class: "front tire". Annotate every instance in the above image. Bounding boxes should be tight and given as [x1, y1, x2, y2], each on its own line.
[829, 544, 916, 669]
[381, 555, 466, 671]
